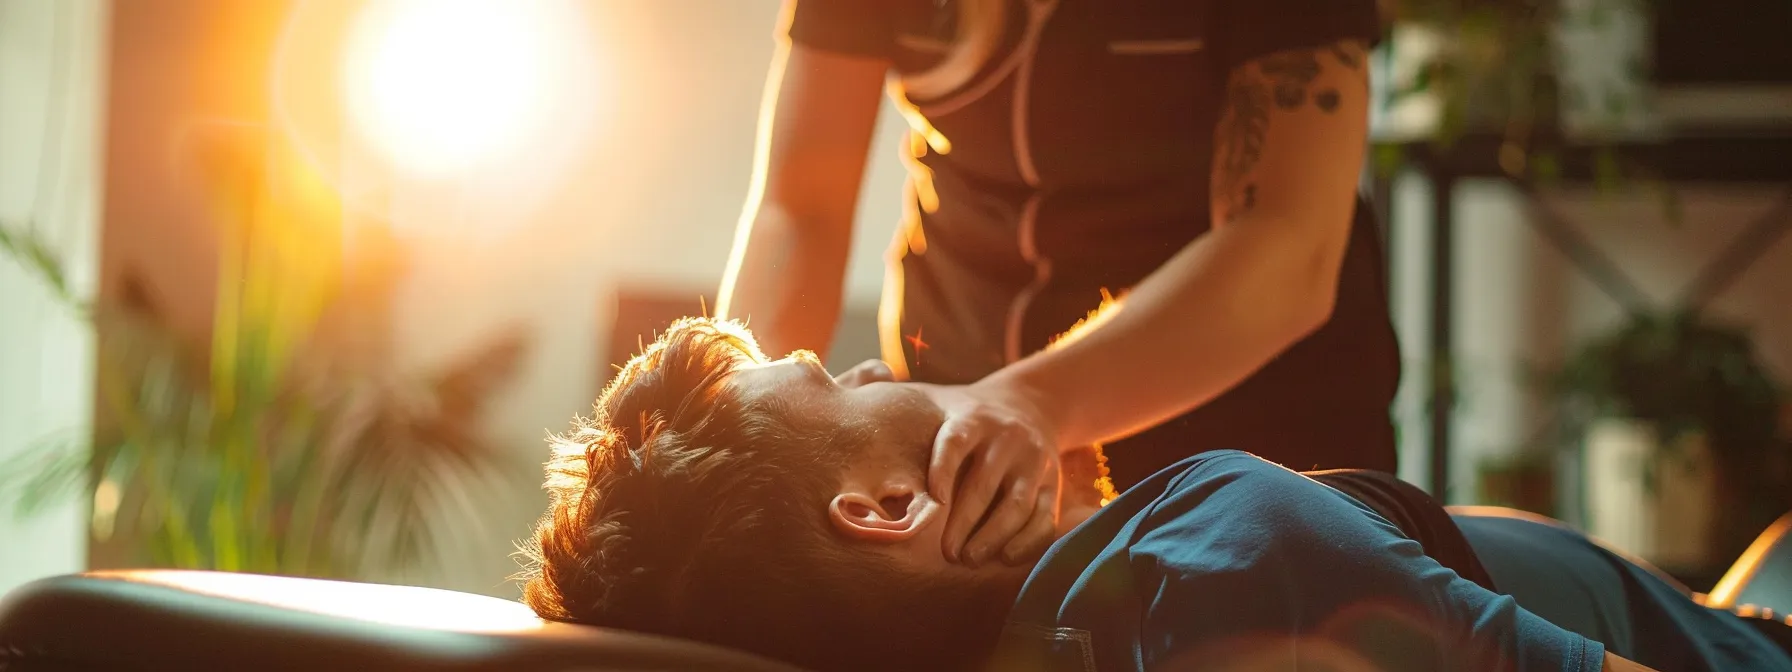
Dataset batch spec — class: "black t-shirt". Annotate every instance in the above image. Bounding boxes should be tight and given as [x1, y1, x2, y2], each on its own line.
[786, 0, 1401, 485]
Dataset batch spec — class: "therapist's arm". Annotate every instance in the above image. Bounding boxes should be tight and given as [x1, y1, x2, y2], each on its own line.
[926, 40, 1372, 565]
[715, 41, 887, 361]
[985, 40, 1368, 450]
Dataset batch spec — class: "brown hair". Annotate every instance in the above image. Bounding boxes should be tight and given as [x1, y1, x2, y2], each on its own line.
[517, 317, 1009, 671]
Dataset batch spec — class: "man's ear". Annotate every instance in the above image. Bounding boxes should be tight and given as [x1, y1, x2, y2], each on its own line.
[829, 483, 931, 543]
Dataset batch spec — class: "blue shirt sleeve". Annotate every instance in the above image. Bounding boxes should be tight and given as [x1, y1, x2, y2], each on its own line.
[1131, 452, 1604, 672]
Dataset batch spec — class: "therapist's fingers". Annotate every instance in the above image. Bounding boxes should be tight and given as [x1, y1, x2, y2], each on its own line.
[939, 445, 1001, 564]
[1000, 480, 1061, 565]
[961, 468, 1039, 567]
[927, 416, 983, 508]
[833, 359, 896, 389]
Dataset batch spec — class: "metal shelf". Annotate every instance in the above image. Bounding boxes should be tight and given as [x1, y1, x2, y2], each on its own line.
[1371, 127, 1792, 499]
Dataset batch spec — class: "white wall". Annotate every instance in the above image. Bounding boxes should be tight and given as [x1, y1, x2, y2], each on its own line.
[380, 0, 912, 595]
[0, 0, 109, 595]
[1386, 176, 1575, 500]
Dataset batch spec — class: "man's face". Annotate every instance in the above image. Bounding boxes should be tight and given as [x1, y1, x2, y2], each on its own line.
[728, 353, 1114, 581]
[726, 353, 1031, 580]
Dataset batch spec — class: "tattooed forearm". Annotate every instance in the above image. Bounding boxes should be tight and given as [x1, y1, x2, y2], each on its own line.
[1212, 40, 1367, 224]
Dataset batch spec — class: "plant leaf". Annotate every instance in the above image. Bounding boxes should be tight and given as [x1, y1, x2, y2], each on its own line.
[0, 432, 89, 519]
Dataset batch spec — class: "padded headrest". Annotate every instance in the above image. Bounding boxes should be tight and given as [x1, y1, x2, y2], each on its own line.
[0, 570, 807, 671]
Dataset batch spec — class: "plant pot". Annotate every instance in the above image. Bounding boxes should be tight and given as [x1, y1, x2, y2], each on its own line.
[1651, 431, 1718, 571]
[1584, 418, 1653, 554]
[1476, 454, 1557, 517]
[1582, 417, 1717, 571]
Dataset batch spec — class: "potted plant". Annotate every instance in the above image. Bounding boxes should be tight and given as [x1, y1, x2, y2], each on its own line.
[1554, 310, 1789, 571]
[1476, 449, 1558, 517]
[0, 128, 529, 580]
[1377, 0, 1659, 184]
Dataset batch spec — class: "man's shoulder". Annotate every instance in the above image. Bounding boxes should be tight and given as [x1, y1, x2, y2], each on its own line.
[1056, 450, 1324, 556]
[1019, 450, 1326, 596]
[1147, 450, 1327, 518]
[1135, 452, 1340, 549]
[998, 451, 1353, 670]
[1144, 449, 1290, 491]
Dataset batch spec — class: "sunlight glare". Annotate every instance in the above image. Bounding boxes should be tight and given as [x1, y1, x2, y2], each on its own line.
[106, 571, 545, 633]
[342, 0, 567, 178]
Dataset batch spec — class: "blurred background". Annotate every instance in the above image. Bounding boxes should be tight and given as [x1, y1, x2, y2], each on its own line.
[1, 0, 1788, 599]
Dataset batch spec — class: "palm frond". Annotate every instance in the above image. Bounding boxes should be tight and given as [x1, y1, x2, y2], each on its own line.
[0, 431, 89, 519]
[0, 223, 89, 315]
[5, 188, 525, 583]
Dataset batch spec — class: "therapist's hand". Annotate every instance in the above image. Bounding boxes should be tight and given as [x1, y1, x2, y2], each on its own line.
[920, 380, 1063, 568]
[834, 360, 1063, 567]
[832, 358, 899, 388]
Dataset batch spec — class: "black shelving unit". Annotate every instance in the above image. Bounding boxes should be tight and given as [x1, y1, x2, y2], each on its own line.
[1372, 129, 1792, 500]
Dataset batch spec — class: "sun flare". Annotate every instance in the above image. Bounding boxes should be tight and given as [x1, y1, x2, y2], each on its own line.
[341, 0, 574, 178]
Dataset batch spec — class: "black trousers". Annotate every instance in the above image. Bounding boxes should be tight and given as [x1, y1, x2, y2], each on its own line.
[1303, 468, 1499, 594]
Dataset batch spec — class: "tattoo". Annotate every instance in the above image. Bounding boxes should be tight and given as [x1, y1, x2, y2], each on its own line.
[1258, 51, 1321, 110]
[1215, 41, 1362, 222]
[1216, 77, 1270, 222]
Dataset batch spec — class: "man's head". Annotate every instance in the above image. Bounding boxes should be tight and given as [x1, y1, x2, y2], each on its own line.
[517, 317, 1021, 671]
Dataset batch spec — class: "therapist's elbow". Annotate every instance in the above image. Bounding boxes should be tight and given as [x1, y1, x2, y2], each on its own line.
[1288, 225, 1349, 339]
[1283, 244, 1341, 340]
[1251, 276, 1334, 351]
[1240, 250, 1338, 347]
[1288, 285, 1337, 341]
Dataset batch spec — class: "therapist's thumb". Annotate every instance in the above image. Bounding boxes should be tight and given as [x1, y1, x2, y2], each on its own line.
[834, 359, 897, 388]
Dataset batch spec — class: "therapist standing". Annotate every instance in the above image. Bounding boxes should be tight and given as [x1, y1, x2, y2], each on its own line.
[718, 0, 1402, 565]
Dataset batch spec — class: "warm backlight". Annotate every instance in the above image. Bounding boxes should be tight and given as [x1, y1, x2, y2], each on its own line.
[342, 0, 566, 178]
[104, 570, 545, 633]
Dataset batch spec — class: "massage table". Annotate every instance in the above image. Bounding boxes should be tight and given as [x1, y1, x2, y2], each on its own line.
[2, 511, 1788, 671]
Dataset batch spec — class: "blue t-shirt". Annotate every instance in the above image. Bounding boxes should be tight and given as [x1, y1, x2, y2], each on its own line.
[1455, 512, 1792, 671]
[990, 451, 1604, 671]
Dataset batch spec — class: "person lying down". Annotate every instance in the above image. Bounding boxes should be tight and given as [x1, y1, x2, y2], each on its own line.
[515, 317, 1792, 672]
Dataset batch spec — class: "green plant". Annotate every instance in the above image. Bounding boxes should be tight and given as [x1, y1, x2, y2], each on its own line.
[2, 203, 524, 578]
[0, 226, 87, 314]
[1555, 311, 1781, 447]
[1381, 0, 1659, 186]
[1552, 310, 1790, 554]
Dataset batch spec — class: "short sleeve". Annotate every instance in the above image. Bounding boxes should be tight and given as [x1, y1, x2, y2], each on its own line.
[783, 0, 897, 59]
[1214, 0, 1385, 71]
[1132, 453, 1604, 672]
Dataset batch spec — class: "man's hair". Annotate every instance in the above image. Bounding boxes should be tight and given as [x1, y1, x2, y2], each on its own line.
[517, 317, 1009, 671]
